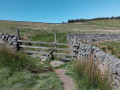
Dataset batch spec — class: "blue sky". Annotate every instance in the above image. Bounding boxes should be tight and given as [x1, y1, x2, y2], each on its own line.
[0, 0, 120, 23]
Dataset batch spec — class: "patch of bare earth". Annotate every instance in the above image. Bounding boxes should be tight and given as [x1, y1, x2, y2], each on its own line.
[54, 69, 75, 90]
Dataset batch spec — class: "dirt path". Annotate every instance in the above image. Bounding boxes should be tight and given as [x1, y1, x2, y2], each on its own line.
[54, 69, 75, 90]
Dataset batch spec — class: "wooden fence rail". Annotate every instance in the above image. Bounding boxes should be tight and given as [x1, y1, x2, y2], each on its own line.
[22, 50, 75, 56]
[18, 40, 72, 46]
[19, 45, 74, 51]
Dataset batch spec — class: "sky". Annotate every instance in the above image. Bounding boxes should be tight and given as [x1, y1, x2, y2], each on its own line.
[0, 0, 120, 23]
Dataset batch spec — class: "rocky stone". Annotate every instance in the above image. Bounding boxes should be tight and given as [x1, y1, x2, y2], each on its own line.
[68, 33, 120, 43]
[0, 33, 18, 50]
[50, 61, 64, 67]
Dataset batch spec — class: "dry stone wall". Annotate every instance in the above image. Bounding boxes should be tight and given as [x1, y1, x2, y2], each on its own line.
[67, 33, 120, 89]
[68, 33, 120, 42]
[72, 42, 91, 58]
[0, 33, 19, 50]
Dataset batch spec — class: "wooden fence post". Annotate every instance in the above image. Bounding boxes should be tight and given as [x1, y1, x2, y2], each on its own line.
[54, 32, 57, 51]
[74, 34, 77, 44]
[67, 33, 70, 42]
[16, 29, 21, 40]
[16, 29, 21, 50]
[89, 38, 94, 56]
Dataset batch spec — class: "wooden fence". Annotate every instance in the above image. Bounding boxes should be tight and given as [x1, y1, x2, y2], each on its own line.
[17, 30, 77, 61]
[16, 30, 93, 61]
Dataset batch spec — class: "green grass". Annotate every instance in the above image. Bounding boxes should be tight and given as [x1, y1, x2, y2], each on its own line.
[20, 29, 67, 43]
[0, 46, 63, 90]
[31, 72, 63, 90]
[1, 20, 120, 35]
[0, 46, 53, 72]
[87, 20, 120, 29]
[0, 67, 63, 90]
[0, 46, 32, 70]
[72, 57, 110, 90]
[94, 41, 120, 58]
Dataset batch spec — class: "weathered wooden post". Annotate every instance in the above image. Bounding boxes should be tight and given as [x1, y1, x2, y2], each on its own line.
[54, 32, 57, 51]
[89, 38, 94, 56]
[16, 29, 21, 50]
[54, 32, 57, 59]
[74, 34, 77, 45]
[16, 29, 21, 40]
[67, 33, 70, 43]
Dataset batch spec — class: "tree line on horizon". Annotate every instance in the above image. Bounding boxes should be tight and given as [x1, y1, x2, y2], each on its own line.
[67, 16, 120, 23]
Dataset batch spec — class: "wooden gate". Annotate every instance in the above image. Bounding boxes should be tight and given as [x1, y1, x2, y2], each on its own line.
[17, 31, 76, 61]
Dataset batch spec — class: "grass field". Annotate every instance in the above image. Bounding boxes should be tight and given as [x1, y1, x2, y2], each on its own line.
[0, 20, 120, 90]
[0, 20, 120, 34]
[87, 20, 120, 29]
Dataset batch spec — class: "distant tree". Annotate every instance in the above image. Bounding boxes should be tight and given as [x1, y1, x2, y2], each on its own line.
[116, 16, 120, 19]
[62, 21, 66, 23]
[111, 16, 115, 19]
[67, 16, 120, 23]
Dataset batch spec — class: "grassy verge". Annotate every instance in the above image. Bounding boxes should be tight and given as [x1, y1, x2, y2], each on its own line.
[0, 46, 63, 90]
[72, 56, 110, 90]
[0, 68, 63, 90]
[0, 67, 63, 90]
[0, 46, 53, 72]
[55, 56, 110, 90]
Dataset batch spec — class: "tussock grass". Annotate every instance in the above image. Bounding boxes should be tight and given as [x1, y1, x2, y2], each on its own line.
[0, 68, 63, 90]
[0, 46, 29, 70]
[0, 46, 53, 72]
[72, 55, 110, 90]
[0, 46, 63, 90]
